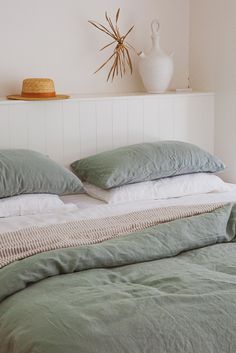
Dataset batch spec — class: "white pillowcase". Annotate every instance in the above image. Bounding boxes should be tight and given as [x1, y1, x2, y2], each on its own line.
[84, 173, 232, 204]
[0, 194, 67, 218]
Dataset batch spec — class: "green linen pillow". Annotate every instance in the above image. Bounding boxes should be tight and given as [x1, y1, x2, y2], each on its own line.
[71, 141, 225, 189]
[0, 149, 83, 198]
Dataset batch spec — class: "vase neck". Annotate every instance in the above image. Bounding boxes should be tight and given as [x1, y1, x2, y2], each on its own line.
[151, 35, 161, 50]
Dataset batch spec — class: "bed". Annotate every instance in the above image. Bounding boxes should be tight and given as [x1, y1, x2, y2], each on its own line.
[1, 188, 236, 353]
[1, 140, 236, 353]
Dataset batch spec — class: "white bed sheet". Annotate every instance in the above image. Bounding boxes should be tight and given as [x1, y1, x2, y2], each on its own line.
[1, 185, 236, 234]
[60, 194, 105, 208]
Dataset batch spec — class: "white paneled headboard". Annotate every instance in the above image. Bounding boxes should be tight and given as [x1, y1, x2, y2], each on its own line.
[0, 92, 214, 167]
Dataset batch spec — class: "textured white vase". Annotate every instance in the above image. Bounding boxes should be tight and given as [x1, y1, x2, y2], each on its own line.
[139, 20, 174, 93]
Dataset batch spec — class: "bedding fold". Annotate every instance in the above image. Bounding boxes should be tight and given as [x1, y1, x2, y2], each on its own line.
[0, 203, 235, 303]
[0, 203, 225, 268]
[1, 204, 236, 353]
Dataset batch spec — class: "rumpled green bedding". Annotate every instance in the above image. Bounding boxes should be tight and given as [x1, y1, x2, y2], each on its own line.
[1, 204, 236, 353]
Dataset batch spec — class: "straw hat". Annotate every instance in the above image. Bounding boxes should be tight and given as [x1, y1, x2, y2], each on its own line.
[7, 78, 70, 101]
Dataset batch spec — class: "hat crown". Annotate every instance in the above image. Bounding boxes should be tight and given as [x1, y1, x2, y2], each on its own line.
[22, 78, 56, 98]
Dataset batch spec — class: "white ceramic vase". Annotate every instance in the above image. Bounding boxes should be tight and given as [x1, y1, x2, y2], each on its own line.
[139, 20, 174, 93]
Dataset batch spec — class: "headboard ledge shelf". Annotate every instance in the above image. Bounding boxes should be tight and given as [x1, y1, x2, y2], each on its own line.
[0, 91, 215, 167]
[0, 91, 214, 105]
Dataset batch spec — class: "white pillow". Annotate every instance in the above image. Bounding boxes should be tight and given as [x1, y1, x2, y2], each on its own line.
[0, 194, 66, 218]
[84, 173, 232, 204]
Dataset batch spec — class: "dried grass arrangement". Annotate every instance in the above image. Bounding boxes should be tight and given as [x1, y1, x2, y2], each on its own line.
[89, 9, 136, 82]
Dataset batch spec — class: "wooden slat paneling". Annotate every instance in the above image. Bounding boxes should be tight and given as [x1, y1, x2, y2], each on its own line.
[28, 102, 46, 154]
[112, 100, 128, 149]
[9, 104, 29, 149]
[158, 96, 174, 140]
[62, 101, 80, 166]
[143, 98, 159, 142]
[79, 101, 97, 158]
[96, 100, 113, 153]
[0, 93, 215, 166]
[44, 102, 64, 163]
[0, 105, 10, 149]
[127, 99, 144, 145]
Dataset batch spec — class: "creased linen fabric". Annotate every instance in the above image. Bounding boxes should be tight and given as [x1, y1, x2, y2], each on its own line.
[71, 141, 225, 188]
[0, 203, 223, 268]
[1, 204, 236, 353]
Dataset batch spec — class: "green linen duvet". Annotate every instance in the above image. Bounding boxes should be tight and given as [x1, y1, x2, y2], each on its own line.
[1, 204, 236, 353]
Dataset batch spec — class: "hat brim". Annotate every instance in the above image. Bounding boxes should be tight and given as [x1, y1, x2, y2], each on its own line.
[7, 94, 70, 101]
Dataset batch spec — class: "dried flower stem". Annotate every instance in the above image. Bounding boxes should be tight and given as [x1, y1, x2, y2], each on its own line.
[89, 9, 135, 81]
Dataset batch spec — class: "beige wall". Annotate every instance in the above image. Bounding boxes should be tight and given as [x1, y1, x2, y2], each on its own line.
[0, 0, 189, 97]
[2, 0, 235, 181]
[190, 0, 236, 182]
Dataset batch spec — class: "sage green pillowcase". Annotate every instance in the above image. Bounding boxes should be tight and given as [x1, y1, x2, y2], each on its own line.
[0, 149, 83, 198]
[71, 141, 225, 189]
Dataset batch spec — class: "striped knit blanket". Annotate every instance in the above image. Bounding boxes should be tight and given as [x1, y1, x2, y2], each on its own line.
[0, 203, 224, 268]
